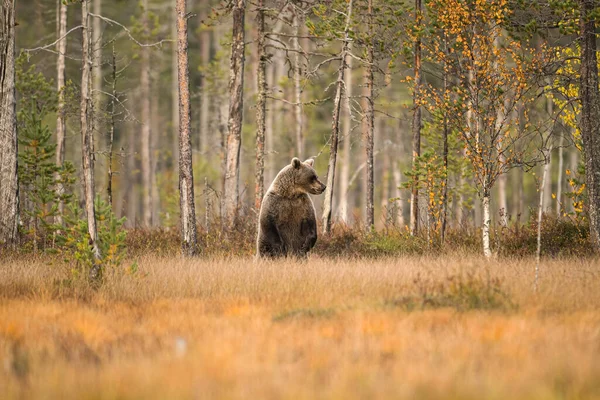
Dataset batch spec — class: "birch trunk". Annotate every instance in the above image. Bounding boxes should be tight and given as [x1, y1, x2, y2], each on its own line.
[0, 0, 19, 246]
[322, 0, 352, 235]
[535, 151, 549, 291]
[482, 186, 491, 258]
[171, 3, 179, 172]
[393, 124, 405, 227]
[410, 0, 422, 236]
[292, 9, 303, 157]
[224, 0, 245, 227]
[55, 0, 67, 227]
[199, 12, 211, 155]
[569, 147, 578, 213]
[106, 46, 116, 207]
[494, 36, 508, 227]
[176, 0, 198, 256]
[543, 94, 553, 213]
[92, 0, 102, 110]
[364, 0, 375, 230]
[140, 0, 152, 227]
[81, 0, 102, 279]
[556, 133, 564, 215]
[338, 46, 352, 224]
[254, 0, 266, 211]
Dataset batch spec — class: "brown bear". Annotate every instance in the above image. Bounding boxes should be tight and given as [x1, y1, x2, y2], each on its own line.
[256, 157, 326, 259]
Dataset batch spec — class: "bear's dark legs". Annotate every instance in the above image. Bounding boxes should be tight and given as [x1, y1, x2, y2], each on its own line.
[258, 213, 287, 258]
[300, 218, 317, 254]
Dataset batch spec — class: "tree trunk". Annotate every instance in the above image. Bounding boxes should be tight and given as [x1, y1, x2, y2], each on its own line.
[441, 32, 449, 241]
[55, 0, 67, 227]
[92, 0, 102, 112]
[224, 0, 245, 227]
[535, 150, 549, 291]
[543, 92, 553, 214]
[0, 0, 19, 246]
[140, 0, 152, 227]
[107, 45, 116, 208]
[176, 0, 198, 256]
[393, 123, 405, 227]
[494, 36, 508, 227]
[569, 147, 578, 213]
[364, 0, 375, 231]
[556, 132, 565, 215]
[338, 45, 352, 224]
[380, 123, 390, 226]
[81, 0, 102, 279]
[254, 0, 266, 211]
[292, 8, 303, 158]
[322, 0, 353, 235]
[199, 12, 211, 155]
[171, 2, 179, 174]
[579, 0, 600, 248]
[482, 185, 491, 258]
[410, 0, 422, 236]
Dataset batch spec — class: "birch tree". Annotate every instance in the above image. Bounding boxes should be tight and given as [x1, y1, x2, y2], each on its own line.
[321, 0, 353, 235]
[223, 0, 246, 227]
[81, 0, 102, 278]
[364, 0, 375, 230]
[0, 0, 19, 246]
[176, 0, 198, 256]
[424, 0, 544, 257]
[410, 0, 422, 236]
[255, 0, 266, 211]
[55, 0, 67, 227]
[140, 0, 153, 227]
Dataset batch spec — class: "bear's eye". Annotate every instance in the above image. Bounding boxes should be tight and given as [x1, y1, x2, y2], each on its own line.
[311, 175, 317, 181]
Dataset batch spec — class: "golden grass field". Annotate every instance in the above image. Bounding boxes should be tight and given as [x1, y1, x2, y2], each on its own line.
[1, 253, 600, 399]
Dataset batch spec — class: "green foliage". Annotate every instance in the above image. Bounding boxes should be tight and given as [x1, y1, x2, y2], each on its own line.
[16, 57, 75, 250]
[58, 197, 127, 275]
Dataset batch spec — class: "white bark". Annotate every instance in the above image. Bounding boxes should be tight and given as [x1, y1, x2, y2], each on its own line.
[140, 0, 152, 227]
[338, 45, 352, 224]
[482, 190, 491, 258]
[81, 0, 102, 277]
[223, 0, 246, 227]
[55, 0, 67, 227]
[292, 9, 303, 158]
[321, 0, 353, 234]
[535, 152, 549, 291]
[176, 0, 198, 255]
[556, 133, 565, 215]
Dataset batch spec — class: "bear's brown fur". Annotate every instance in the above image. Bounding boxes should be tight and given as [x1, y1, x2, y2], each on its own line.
[256, 158, 326, 258]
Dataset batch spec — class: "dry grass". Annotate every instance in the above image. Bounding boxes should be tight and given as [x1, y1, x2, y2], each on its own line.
[1, 253, 600, 399]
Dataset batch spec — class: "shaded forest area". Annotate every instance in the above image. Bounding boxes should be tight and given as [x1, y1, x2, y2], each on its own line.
[2, 0, 600, 268]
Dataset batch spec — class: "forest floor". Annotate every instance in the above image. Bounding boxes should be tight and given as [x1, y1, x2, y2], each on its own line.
[1, 254, 600, 399]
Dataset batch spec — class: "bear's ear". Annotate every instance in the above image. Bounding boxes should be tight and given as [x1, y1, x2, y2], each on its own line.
[304, 158, 315, 167]
[291, 157, 302, 169]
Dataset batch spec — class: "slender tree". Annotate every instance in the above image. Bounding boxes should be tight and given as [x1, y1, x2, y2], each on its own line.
[55, 0, 67, 227]
[292, 6, 304, 158]
[224, 0, 246, 227]
[364, 0, 375, 230]
[338, 45, 353, 224]
[410, 0, 422, 236]
[81, 0, 102, 279]
[176, 0, 198, 256]
[255, 0, 266, 211]
[322, 0, 353, 235]
[140, 0, 152, 227]
[0, 0, 19, 246]
[578, 0, 600, 249]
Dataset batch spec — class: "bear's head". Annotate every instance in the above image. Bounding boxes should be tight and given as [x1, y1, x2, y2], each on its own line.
[290, 157, 326, 195]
